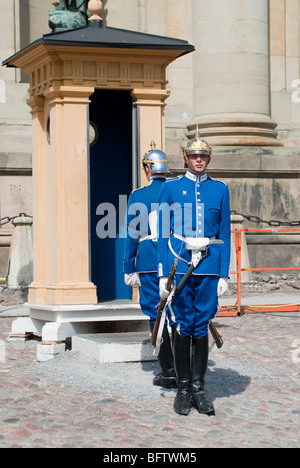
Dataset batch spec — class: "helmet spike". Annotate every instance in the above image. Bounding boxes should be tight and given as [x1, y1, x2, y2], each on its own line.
[150, 139, 156, 150]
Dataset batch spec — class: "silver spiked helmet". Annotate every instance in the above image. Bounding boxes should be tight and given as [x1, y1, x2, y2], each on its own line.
[142, 139, 168, 174]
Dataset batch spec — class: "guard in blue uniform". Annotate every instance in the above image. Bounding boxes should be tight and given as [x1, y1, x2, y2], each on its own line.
[158, 129, 231, 416]
[124, 141, 176, 389]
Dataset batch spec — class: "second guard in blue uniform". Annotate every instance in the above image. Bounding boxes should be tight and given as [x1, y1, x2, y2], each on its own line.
[124, 141, 176, 389]
[158, 130, 231, 416]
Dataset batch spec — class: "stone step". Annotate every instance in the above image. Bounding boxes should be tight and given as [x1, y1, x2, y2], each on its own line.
[72, 331, 156, 363]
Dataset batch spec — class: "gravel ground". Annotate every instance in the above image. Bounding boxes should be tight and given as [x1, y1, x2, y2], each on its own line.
[34, 338, 274, 403]
[0, 296, 299, 448]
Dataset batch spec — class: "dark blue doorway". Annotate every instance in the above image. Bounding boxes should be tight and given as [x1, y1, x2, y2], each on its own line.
[89, 90, 133, 301]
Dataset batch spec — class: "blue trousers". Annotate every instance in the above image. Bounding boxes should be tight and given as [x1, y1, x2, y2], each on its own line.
[139, 272, 160, 324]
[169, 275, 219, 337]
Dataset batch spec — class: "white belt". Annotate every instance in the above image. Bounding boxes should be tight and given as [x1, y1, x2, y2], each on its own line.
[170, 233, 222, 267]
[172, 233, 216, 250]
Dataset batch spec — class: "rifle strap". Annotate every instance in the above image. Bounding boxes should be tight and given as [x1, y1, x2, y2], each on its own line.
[168, 238, 190, 266]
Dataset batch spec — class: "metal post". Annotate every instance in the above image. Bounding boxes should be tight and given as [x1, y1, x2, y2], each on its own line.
[236, 230, 242, 315]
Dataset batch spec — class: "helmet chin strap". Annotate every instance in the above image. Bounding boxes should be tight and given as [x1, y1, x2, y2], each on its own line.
[184, 154, 193, 172]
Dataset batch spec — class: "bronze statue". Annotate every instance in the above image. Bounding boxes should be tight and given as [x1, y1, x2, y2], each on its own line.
[49, 0, 89, 32]
[55, 1, 87, 14]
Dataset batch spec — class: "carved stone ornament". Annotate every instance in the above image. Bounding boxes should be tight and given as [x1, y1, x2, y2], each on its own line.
[87, 0, 103, 22]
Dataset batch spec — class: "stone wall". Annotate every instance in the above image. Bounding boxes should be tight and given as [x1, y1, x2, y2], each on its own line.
[0, 0, 299, 278]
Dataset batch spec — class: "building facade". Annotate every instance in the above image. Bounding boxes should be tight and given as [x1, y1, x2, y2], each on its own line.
[0, 0, 300, 278]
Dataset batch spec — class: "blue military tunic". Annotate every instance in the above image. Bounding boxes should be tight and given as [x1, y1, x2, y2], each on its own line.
[157, 170, 231, 337]
[124, 176, 166, 274]
[158, 171, 231, 278]
[124, 176, 166, 323]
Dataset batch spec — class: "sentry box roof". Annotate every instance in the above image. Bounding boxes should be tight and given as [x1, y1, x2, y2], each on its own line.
[3, 19, 195, 68]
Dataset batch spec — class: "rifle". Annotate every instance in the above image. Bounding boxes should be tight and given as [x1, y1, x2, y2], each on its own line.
[151, 257, 178, 347]
[152, 238, 224, 351]
[209, 320, 223, 349]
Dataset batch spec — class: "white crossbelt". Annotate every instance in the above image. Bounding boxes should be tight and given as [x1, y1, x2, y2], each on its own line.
[139, 211, 158, 243]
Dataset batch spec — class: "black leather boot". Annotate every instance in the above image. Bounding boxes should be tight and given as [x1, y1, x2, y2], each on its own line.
[150, 324, 177, 389]
[191, 335, 215, 416]
[173, 331, 192, 416]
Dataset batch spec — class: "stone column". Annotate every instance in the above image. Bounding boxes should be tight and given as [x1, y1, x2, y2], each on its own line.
[131, 88, 170, 187]
[27, 86, 98, 306]
[26, 95, 47, 303]
[191, 0, 281, 146]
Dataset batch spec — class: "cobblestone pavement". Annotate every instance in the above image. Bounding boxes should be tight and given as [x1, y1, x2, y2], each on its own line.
[0, 306, 299, 448]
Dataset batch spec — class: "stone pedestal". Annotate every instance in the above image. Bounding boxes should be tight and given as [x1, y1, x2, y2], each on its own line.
[230, 214, 252, 283]
[6, 215, 33, 289]
[72, 332, 155, 364]
[10, 301, 149, 360]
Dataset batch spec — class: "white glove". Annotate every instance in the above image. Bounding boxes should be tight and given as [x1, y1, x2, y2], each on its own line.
[124, 273, 141, 287]
[217, 277, 229, 297]
[159, 277, 170, 300]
